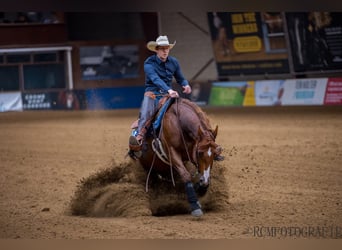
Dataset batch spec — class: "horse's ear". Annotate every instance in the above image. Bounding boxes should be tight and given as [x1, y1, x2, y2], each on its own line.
[213, 125, 218, 139]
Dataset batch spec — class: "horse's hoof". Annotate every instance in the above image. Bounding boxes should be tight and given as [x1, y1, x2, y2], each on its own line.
[191, 208, 203, 217]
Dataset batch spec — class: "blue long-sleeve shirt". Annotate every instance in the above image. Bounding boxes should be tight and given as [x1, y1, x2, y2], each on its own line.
[144, 55, 189, 94]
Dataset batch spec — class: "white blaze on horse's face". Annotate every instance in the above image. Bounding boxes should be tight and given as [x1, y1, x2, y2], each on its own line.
[207, 147, 212, 157]
[199, 146, 214, 186]
[203, 148, 212, 184]
[203, 166, 211, 185]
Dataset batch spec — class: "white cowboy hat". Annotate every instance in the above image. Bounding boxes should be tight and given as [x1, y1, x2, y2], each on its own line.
[146, 35, 176, 52]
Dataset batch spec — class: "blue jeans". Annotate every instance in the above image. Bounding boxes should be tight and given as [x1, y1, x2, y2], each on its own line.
[137, 94, 159, 136]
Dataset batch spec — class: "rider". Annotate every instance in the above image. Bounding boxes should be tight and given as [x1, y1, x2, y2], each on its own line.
[129, 35, 192, 154]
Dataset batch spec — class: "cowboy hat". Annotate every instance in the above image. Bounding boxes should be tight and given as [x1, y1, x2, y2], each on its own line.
[147, 35, 176, 52]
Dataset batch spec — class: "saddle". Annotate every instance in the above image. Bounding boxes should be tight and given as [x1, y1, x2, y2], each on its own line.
[128, 96, 174, 160]
[130, 95, 173, 133]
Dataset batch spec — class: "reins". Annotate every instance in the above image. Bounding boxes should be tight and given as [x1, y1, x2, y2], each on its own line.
[175, 98, 195, 166]
[145, 95, 174, 192]
[147, 97, 191, 191]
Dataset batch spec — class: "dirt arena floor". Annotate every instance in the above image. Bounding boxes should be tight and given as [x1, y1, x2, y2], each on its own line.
[0, 105, 341, 239]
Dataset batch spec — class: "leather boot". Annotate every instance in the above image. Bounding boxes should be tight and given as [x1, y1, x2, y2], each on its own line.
[128, 127, 147, 152]
[129, 135, 142, 151]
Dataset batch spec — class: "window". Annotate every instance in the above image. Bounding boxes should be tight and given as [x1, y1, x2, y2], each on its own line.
[0, 49, 69, 91]
[0, 12, 64, 25]
[80, 45, 140, 80]
[0, 66, 19, 91]
[23, 64, 65, 90]
[33, 53, 57, 62]
[7, 53, 31, 63]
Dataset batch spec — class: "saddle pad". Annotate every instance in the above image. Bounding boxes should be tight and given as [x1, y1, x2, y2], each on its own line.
[152, 97, 174, 132]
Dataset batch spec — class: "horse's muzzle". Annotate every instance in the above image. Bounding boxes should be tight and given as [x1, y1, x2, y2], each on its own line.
[215, 146, 222, 155]
[194, 177, 210, 196]
[199, 175, 210, 187]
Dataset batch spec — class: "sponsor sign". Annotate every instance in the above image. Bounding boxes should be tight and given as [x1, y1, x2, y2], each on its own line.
[208, 12, 290, 76]
[22, 91, 87, 110]
[242, 81, 256, 106]
[209, 81, 248, 106]
[286, 12, 342, 72]
[324, 78, 342, 105]
[281, 78, 328, 105]
[0, 92, 23, 112]
[22, 92, 55, 110]
[254, 80, 284, 106]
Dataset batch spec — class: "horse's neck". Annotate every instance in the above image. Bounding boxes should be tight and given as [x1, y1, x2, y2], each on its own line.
[177, 102, 207, 140]
[180, 99, 211, 129]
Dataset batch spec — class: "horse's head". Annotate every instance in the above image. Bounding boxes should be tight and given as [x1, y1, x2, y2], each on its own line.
[193, 125, 221, 195]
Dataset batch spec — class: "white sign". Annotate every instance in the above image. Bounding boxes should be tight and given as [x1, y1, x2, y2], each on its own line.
[255, 80, 284, 106]
[0, 92, 23, 112]
[281, 78, 328, 105]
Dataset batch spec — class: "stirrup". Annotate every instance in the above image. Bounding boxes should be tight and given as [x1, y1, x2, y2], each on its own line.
[129, 135, 142, 152]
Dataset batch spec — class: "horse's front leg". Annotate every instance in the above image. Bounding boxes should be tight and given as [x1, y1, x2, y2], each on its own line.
[170, 148, 203, 217]
[185, 182, 203, 217]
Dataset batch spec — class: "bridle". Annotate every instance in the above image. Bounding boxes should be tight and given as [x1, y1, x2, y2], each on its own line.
[194, 129, 222, 171]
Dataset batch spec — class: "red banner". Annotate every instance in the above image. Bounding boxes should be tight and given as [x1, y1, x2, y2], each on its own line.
[324, 78, 342, 105]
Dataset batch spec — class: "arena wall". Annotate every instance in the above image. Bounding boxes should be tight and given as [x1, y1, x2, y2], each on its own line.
[1, 77, 341, 112]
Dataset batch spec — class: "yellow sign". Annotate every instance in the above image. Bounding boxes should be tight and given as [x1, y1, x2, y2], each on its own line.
[232, 23, 258, 34]
[243, 81, 256, 106]
[233, 36, 262, 53]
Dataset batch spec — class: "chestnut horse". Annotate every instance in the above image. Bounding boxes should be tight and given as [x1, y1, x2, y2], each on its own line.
[129, 97, 222, 217]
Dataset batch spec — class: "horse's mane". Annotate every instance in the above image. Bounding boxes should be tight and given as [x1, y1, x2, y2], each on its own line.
[180, 98, 213, 132]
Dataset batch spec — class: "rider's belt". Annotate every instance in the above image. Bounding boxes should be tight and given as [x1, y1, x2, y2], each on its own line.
[144, 91, 157, 100]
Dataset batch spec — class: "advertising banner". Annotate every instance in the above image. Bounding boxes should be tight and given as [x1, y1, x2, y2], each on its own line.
[281, 78, 328, 105]
[286, 12, 342, 73]
[85, 86, 144, 110]
[209, 81, 248, 106]
[324, 78, 342, 105]
[22, 92, 54, 110]
[0, 92, 23, 112]
[254, 80, 284, 106]
[242, 81, 256, 106]
[207, 12, 289, 76]
[22, 91, 87, 110]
